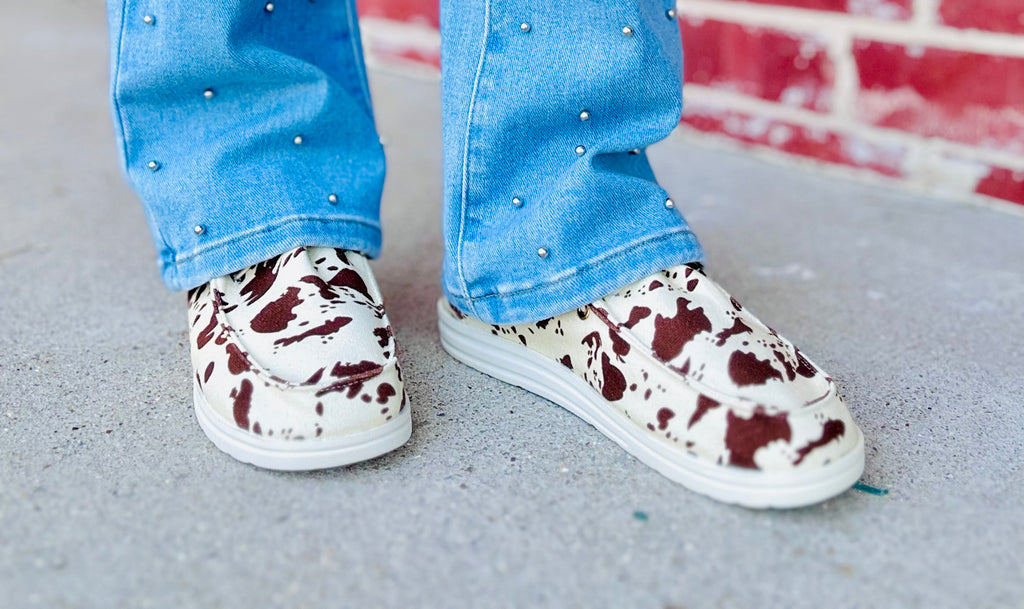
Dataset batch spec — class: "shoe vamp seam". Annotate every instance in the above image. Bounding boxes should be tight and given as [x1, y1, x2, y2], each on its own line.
[589, 300, 836, 415]
[200, 290, 397, 392]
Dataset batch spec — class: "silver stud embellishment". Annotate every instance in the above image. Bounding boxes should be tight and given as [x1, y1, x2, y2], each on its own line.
[142, 15, 155, 25]
[575, 145, 586, 155]
[622, 26, 634, 37]
[293, 135, 303, 145]
[665, 198, 675, 209]
[203, 88, 215, 99]
[328, 194, 339, 204]
[667, 8, 677, 19]
[520, 22, 531, 33]
[193, 225, 206, 235]
[537, 248, 549, 258]
[264, 2, 275, 12]
[579, 110, 591, 121]
[512, 197, 523, 207]
[147, 160, 160, 171]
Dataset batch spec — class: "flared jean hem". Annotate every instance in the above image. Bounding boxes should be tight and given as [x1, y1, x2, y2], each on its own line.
[444, 227, 704, 325]
[160, 215, 382, 291]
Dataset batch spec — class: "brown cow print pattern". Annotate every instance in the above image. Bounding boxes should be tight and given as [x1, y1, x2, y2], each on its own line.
[447, 265, 860, 472]
[188, 247, 406, 442]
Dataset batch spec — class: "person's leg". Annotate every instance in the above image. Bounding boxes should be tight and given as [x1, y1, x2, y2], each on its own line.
[107, 0, 409, 469]
[440, 0, 702, 324]
[438, 0, 864, 507]
[108, 0, 384, 290]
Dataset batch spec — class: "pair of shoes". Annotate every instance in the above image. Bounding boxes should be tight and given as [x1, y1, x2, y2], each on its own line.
[188, 247, 864, 508]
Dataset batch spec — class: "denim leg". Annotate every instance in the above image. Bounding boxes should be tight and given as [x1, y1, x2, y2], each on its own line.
[440, 0, 705, 325]
[108, 0, 385, 290]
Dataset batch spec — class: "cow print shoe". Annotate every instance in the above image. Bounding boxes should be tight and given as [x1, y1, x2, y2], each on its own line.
[438, 264, 864, 508]
[187, 247, 411, 470]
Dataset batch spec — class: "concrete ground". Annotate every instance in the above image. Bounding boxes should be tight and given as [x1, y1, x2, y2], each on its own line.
[1, 2, 1022, 608]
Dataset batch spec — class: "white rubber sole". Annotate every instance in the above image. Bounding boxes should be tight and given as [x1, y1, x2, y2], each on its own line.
[193, 383, 412, 471]
[438, 301, 865, 509]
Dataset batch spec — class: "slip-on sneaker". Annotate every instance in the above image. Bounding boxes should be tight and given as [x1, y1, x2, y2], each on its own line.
[188, 247, 411, 470]
[438, 264, 864, 508]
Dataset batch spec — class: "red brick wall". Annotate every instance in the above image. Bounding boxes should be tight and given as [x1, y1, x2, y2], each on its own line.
[355, 0, 1024, 208]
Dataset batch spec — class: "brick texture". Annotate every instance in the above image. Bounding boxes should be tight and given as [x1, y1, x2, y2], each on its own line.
[355, 0, 1024, 207]
[684, 105, 906, 176]
[681, 18, 833, 111]
[939, 0, 1024, 35]
[976, 167, 1024, 206]
[854, 40, 1024, 152]
[717, 0, 912, 20]
[356, 0, 438, 27]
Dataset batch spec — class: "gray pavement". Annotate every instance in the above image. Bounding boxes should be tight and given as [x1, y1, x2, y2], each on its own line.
[1, 2, 1022, 608]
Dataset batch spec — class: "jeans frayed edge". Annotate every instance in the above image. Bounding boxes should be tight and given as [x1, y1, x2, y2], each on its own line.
[161, 216, 382, 291]
[449, 227, 705, 325]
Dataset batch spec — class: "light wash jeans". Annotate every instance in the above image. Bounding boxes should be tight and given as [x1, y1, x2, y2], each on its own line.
[107, 0, 704, 324]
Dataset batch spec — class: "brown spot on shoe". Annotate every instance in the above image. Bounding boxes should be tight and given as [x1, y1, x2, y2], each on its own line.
[656, 407, 675, 430]
[714, 317, 753, 347]
[793, 419, 846, 465]
[688, 395, 721, 429]
[377, 383, 396, 404]
[728, 351, 783, 386]
[622, 306, 651, 329]
[273, 316, 352, 347]
[328, 268, 371, 300]
[652, 298, 711, 361]
[600, 352, 626, 401]
[225, 343, 251, 375]
[250, 287, 303, 333]
[238, 256, 280, 305]
[725, 409, 791, 469]
[230, 379, 253, 430]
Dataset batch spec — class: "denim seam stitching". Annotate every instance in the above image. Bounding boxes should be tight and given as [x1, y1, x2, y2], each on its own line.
[455, 0, 492, 318]
[343, 0, 373, 111]
[463, 227, 697, 302]
[110, 2, 130, 177]
[170, 214, 382, 264]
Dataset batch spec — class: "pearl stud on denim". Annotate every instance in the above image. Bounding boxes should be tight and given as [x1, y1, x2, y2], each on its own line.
[537, 248, 549, 258]
[147, 160, 160, 171]
[665, 198, 675, 209]
[328, 194, 338, 204]
[575, 145, 586, 155]
[622, 26, 634, 37]
[142, 15, 155, 25]
[512, 197, 523, 207]
[293, 135, 303, 145]
[193, 225, 206, 235]
[203, 88, 215, 99]
[667, 8, 677, 19]
[520, 22, 531, 33]
[579, 110, 591, 121]
[264, 3, 274, 12]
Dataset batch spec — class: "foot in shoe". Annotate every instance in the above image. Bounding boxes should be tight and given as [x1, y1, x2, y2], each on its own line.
[438, 264, 864, 508]
[188, 247, 411, 470]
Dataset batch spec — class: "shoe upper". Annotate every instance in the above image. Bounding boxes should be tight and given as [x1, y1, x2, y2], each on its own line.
[597, 265, 833, 411]
[448, 264, 861, 473]
[188, 247, 406, 442]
